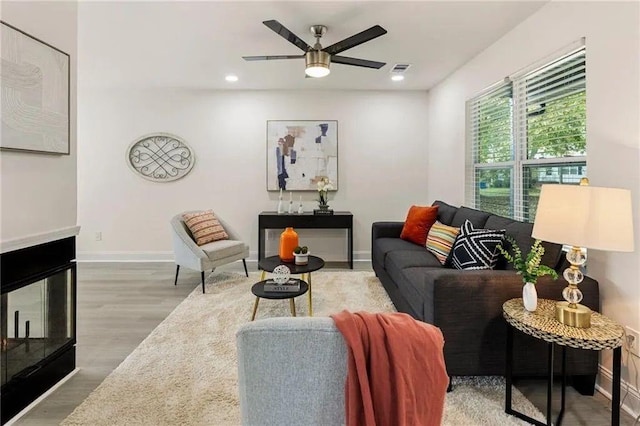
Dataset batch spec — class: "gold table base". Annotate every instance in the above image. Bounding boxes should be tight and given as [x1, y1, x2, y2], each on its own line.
[555, 301, 591, 328]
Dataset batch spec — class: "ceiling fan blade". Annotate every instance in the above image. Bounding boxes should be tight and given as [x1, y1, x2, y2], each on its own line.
[332, 56, 386, 69]
[243, 55, 304, 61]
[323, 25, 387, 55]
[262, 20, 311, 52]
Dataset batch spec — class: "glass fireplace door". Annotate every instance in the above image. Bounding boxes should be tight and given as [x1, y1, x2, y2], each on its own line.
[1, 266, 75, 387]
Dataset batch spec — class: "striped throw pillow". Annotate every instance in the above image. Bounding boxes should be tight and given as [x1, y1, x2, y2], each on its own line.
[182, 210, 229, 246]
[425, 221, 460, 265]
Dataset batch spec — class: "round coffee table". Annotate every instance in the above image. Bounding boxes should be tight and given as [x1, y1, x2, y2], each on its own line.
[258, 255, 325, 316]
[250, 279, 309, 321]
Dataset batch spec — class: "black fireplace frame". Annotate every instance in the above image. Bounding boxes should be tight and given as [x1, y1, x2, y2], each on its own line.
[1, 237, 77, 424]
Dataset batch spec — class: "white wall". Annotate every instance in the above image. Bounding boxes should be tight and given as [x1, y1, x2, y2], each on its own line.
[0, 1, 78, 247]
[77, 89, 429, 261]
[426, 0, 640, 414]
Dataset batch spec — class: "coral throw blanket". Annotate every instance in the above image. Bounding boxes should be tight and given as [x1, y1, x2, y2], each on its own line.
[330, 311, 448, 426]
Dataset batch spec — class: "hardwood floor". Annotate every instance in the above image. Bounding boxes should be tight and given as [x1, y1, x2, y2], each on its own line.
[10, 262, 636, 425]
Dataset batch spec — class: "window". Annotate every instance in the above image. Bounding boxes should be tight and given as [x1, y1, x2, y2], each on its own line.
[466, 46, 586, 222]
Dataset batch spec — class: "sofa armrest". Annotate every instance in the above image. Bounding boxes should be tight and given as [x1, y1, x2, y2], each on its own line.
[372, 221, 404, 240]
[432, 272, 599, 325]
[427, 271, 599, 377]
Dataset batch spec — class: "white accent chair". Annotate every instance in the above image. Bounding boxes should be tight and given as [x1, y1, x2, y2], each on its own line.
[170, 211, 249, 293]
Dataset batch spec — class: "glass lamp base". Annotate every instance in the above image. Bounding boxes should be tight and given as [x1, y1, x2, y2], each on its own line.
[555, 301, 591, 328]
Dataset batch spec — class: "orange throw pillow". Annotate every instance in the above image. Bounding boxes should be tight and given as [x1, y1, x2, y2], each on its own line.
[400, 205, 439, 246]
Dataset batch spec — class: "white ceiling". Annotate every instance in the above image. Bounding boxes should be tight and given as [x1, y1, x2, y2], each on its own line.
[78, 1, 547, 90]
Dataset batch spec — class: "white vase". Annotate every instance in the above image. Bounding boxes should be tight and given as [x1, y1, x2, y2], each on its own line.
[522, 282, 537, 312]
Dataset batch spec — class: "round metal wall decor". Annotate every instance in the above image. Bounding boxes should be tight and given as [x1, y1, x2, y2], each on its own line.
[127, 133, 195, 182]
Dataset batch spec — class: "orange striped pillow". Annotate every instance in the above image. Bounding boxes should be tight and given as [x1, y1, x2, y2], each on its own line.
[425, 221, 460, 265]
[182, 210, 229, 246]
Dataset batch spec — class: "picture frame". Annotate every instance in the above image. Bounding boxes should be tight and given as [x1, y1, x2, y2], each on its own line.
[266, 120, 338, 191]
[1, 21, 70, 155]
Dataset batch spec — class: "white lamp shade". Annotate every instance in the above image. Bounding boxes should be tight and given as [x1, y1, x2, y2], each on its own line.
[532, 184, 634, 251]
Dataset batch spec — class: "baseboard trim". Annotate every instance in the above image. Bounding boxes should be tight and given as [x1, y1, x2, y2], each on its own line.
[77, 251, 175, 262]
[77, 250, 373, 263]
[596, 363, 640, 420]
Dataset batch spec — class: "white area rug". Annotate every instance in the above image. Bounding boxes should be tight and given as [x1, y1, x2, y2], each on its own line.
[62, 271, 544, 425]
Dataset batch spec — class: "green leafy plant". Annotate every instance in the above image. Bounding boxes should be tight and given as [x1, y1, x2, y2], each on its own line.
[497, 236, 558, 284]
[293, 246, 309, 255]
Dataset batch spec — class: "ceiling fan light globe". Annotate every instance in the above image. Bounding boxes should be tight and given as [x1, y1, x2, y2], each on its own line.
[305, 66, 330, 78]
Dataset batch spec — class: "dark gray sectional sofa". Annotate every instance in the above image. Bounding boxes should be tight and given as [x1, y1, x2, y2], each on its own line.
[372, 200, 600, 394]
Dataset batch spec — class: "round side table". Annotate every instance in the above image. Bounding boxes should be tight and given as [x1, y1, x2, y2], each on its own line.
[250, 279, 309, 321]
[503, 298, 624, 426]
[258, 255, 325, 316]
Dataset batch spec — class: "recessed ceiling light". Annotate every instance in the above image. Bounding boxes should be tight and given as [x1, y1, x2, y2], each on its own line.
[225, 74, 239, 82]
[391, 74, 404, 82]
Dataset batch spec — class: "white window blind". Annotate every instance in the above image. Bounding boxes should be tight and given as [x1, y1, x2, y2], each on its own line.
[466, 46, 586, 222]
[466, 82, 514, 218]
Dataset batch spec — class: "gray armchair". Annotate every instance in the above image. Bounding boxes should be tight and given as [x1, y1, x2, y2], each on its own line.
[170, 211, 249, 293]
[236, 317, 347, 426]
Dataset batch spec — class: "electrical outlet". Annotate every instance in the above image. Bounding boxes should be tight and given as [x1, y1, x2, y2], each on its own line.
[95, 232, 102, 241]
[626, 327, 640, 357]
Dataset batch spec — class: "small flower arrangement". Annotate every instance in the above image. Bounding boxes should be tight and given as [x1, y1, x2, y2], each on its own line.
[317, 177, 334, 207]
[497, 237, 558, 285]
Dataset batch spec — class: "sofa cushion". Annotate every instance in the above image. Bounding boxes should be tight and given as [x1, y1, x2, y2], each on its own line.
[432, 201, 458, 225]
[425, 222, 460, 265]
[385, 250, 443, 272]
[373, 238, 427, 269]
[485, 215, 563, 270]
[400, 205, 439, 246]
[451, 207, 491, 228]
[449, 220, 505, 270]
[385, 250, 442, 295]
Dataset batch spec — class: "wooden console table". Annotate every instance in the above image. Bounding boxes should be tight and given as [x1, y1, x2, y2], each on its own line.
[258, 211, 353, 269]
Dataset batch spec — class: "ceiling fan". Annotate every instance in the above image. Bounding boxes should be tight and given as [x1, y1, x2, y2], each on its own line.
[243, 20, 387, 78]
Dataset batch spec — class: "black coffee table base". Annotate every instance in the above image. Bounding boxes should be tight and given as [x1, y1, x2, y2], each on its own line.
[250, 279, 309, 321]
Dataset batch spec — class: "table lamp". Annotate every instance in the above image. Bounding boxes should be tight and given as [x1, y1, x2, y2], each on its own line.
[532, 180, 634, 328]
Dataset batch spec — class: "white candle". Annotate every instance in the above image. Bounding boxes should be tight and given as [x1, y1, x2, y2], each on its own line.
[290, 192, 293, 201]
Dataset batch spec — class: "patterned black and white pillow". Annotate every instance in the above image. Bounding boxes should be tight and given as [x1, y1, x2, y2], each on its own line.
[449, 220, 506, 270]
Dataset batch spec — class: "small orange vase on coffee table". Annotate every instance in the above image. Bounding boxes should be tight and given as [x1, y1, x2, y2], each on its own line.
[279, 227, 298, 262]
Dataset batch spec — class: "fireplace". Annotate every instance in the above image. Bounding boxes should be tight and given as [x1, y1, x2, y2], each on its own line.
[1, 237, 76, 424]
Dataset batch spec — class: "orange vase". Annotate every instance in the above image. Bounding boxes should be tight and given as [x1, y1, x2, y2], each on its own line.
[279, 227, 298, 262]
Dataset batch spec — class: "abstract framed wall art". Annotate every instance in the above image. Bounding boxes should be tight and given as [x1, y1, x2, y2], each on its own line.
[1, 21, 70, 154]
[266, 120, 338, 191]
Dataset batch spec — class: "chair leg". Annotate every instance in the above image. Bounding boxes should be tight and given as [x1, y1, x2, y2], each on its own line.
[201, 271, 205, 294]
[251, 297, 260, 321]
[290, 298, 296, 317]
[242, 259, 249, 277]
[174, 265, 180, 286]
